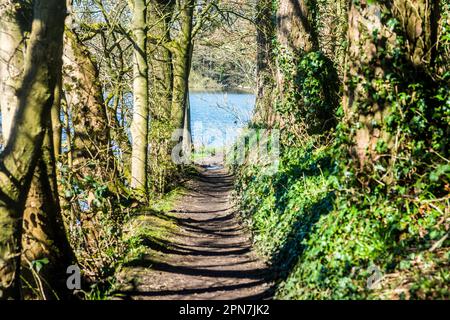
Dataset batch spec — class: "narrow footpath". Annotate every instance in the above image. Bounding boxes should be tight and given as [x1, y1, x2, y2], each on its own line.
[119, 163, 274, 300]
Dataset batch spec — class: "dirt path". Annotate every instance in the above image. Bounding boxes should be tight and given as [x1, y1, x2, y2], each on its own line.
[118, 164, 274, 300]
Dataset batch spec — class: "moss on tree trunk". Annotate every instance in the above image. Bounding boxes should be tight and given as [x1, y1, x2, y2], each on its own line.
[63, 29, 111, 175]
[0, 0, 67, 300]
[22, 128, 75, 300]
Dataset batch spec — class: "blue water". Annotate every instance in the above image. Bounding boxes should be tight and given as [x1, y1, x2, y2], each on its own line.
[190, 91, 255, 148]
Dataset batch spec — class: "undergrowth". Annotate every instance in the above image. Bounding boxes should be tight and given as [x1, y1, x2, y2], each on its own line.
[235, 130, 449, 299]
[89, 187, 183, 300]
[63, 167, 184, 300]
[233, 2, 450, 299]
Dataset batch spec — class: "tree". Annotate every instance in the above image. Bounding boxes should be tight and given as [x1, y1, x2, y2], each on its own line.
[0, 0, 67, 299]
[129, 0, 150, 194]
[170, 0, 195, 156]
[72, 0, 134, 180]
[63, 27, 111, 176]
[343, 0, 441, 167]
[149, 0, 175, 120]
[276, 0, 316, 54]
[252, 0, 348, 135]
[147, 0, 177, 193]
[254, 0, 276, 125]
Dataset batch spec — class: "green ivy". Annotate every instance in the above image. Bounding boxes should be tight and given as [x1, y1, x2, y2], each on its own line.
[233, 0, 449, 300]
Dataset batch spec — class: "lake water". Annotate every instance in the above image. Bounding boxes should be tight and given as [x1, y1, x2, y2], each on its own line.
[189, 91, 255, 149]
[0, 91, 256, 152]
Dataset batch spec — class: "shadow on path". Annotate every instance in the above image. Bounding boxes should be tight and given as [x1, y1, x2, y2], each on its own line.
[117, 166, 274, 300]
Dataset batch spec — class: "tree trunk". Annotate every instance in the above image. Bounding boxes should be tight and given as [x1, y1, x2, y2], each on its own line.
[171, 0, 194, 155]
[149, 0, 174, 122]
[21, 22, 73, 301]
[51, 79, 63, 160]
[1, 2, 74, 300]
[0, 0, 67, 300]
[275, 0, 316, 99]
[254, 0, 276, 126]
[276, 0, 317, 53]
[130, 0, 150, 193]
[0, 1, 27, 145]
[315, 0, 349, 78]
[343, 0, 440, 167]
[63, 29, 110, 176]
[148, 0, 176, 192]
[21, 128, 74, 300]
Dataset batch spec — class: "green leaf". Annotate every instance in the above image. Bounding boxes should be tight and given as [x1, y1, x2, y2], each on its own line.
[430, 164, 450, 182]
[32, 258, 49, 273]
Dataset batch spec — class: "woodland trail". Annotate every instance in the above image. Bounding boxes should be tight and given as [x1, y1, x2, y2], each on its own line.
[118, 161, 274, 300]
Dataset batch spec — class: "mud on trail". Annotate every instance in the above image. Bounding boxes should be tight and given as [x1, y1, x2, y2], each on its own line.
[117, 164, 274, 300]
